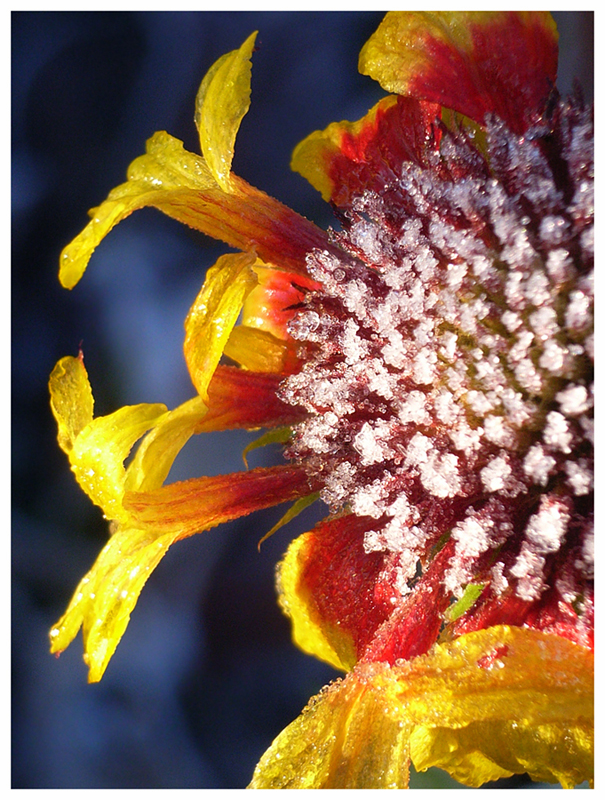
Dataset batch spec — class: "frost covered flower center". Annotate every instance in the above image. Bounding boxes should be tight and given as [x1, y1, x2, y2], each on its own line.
[280, 100, 593, 608]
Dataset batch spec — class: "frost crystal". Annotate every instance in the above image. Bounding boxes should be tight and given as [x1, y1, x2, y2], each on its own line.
[281, 95, 593, 618]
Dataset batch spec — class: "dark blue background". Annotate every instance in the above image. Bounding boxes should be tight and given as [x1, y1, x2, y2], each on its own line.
[12, 11, 593, 789]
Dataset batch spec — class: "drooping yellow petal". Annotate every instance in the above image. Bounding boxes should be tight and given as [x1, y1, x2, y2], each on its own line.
[50, 523, 180, 683]
[49, 355, 94, 453]
[183, 251, 257, 400]
[195, 32, 257, 191]
[250, 626, 593, 789]
[59, 132, 218, 289]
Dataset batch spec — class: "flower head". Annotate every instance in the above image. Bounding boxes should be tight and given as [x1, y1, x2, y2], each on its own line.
[50, 12, 593, 788]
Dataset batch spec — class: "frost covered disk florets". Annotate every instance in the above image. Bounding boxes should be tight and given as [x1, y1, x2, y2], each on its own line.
[281, 95, 593, 625]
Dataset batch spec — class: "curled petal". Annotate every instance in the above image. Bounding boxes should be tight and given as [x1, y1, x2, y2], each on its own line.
[292, 95, 441, 207]
[50, 355, 167, 522]
[250, 626, 593, 789]
[195, 32, 257, 190]
[183, 251, 257, 400]
[359, 11, 558, 134]
[59, 132, 215, 289]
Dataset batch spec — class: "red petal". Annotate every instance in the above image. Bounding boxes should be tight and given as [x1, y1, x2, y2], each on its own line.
[361, 540, 456, 663]
[286, 514, 392, 667]
[199, 365, 306, 432]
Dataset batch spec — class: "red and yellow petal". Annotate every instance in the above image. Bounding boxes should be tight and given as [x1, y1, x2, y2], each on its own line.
[51, 464, 312, 682]
[279, 516, 458, 671]
[59, 134, 339, 290]
[123, 464, 312, 537]
[278, 514, 395, 672]
[242, 266, 318, 341]
[250, 626, 593, 789]
[359, 12, 558, 135]
[197, 365, 306, 432]
[292, 95, 441, 208]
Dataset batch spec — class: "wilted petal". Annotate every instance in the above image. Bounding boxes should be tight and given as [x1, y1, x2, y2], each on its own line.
[223, 326, 296, 374]
[359, 12, 558, 134]
[124, 395, 208, 494]
[278, 516, 456, 671]
[250, 626, 593, 789]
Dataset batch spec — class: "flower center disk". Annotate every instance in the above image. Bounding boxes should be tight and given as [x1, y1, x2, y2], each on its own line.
[280, 99, 593, 619]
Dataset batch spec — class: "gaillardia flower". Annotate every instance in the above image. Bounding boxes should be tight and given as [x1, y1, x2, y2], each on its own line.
[50, 12, 593, 789]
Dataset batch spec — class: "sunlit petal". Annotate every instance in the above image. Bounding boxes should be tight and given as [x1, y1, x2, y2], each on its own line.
[359, 11, 558, 134]
[183, 251, 257, 400]
[250, 626, 593, 789]
[195, 32, 257, 190]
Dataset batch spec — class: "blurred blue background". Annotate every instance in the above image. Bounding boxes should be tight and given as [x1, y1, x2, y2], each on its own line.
[11, 11, 593, 789]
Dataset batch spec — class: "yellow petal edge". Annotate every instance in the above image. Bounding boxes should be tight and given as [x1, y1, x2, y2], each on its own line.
[250, 626, 593, 789]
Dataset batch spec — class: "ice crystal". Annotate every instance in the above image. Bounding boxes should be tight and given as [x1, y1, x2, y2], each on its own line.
[281, 94, 593, 616]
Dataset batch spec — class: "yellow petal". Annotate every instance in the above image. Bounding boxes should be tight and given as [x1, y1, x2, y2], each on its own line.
[250, 660, 413, 788]
[50, 356, 167, 521]
[59, 131, 217, 289]
[50, 523, 179, 682]
[124, 395, 208, 493]
[277, 533, 349, 673]
[70, 403, 168, 523]
[195, 32, 257, 191]
[223, 325, 290, 373]
[250, 626, 593, 789]
[183, 251, 257, 400]
[49, 355, 94, 454]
